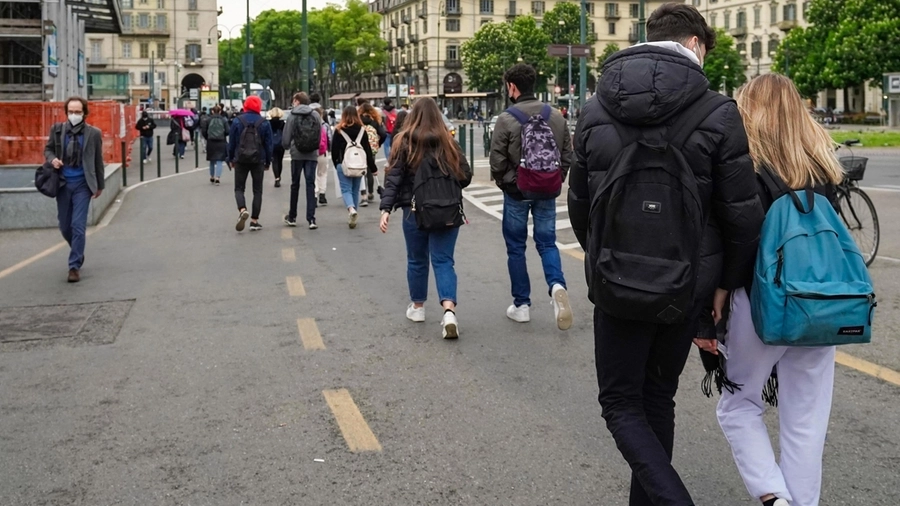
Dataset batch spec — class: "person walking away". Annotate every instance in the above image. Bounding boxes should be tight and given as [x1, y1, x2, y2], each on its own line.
[227, 95, 273, 232]
[186, 108, 198, 147]
[269, 107, 286, 188]
[198, 107, 208, 153]
[282, 92, 323, 229]
[332, 106, 377, 229]
[202, 105, 229, 185]
[382, 99, 398, 161]
[379, 98, 472, 339]
[714, 74, 864, 506]
[489, 63, 574, 331]
[310, 93, 332, 206]
[135, 110, 156, 163]
[359, 103, 386, 206]
[567, 4, 765, 505]
[43, 97, 105, 283]
[169, 115, 187, 159]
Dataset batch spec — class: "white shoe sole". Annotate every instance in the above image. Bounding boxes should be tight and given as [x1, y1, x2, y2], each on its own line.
[554, 290, 573, 330]
[236, 210, 250, 232]
[442, 322, 459, 339]
[349, 212, 358, 229]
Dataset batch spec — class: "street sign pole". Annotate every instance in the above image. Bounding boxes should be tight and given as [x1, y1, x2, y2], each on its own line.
[568, 45, 573, 123]
[301, 0, 309, 93]
[579, 0, 587, 110]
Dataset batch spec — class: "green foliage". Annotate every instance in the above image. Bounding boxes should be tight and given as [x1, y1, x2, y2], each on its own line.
[511, 16, 554, 92]
[704, 29, 747, 95]
[461, 17, 554, 92]
[541, 2, 595, 93]
[597, 43, 620, 70]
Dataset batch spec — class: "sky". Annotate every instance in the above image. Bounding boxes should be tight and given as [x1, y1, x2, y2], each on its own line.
[217, 0, 336, 38]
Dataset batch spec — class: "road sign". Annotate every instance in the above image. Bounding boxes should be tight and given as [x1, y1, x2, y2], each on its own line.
[189, 88, 199, 100]
[547, 44, 592, 58]
[410, 85, 415, 95]
[387, 84, 398, 98]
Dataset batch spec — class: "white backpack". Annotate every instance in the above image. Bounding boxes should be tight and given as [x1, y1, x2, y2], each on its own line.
[339, 129, 368, 178]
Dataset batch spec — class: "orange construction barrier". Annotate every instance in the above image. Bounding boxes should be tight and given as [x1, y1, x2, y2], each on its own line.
[0, 101, 139, 166]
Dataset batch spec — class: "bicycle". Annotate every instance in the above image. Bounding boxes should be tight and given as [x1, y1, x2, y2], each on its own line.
[835, 139, 880, 266]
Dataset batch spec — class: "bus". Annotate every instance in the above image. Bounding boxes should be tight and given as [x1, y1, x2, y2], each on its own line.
[223, 83, 276, 112]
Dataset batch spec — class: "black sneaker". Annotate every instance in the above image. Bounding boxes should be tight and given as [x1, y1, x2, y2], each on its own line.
[249, 222, 263, 231]
[309, 221, 318, 230]
[367, 193, 375, 203]
[283, 215, 297, 227]
[274, 178, 281, 188]
[318, 194, 327, 206]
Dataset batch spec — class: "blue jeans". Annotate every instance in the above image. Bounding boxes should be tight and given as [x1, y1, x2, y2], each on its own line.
[56, 177, 92, 270]
[383, 133, 392, 162]
[209, 160, 223, 178]
[401, 207, 460, 305]
[501, 194, 566, 307]
[335, 164, 361, 210]
[175, 140, 186, 157]
[141, 137, 153, 159]
[289, 160, 317, 223]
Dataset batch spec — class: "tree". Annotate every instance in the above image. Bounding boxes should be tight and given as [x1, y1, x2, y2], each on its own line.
[511, 16, 554, 92]
[704, 29, 746, 95]
[541, 2, 595, 94]
[460, 22, 520, 92]
[597, 43, 620, 71]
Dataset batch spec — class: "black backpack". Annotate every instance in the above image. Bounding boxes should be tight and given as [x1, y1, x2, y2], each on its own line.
[411, 156, 466, 230]
[292, 111, 321, 153]
[588, 92, 730, 324]
[235, 116, 265, 165]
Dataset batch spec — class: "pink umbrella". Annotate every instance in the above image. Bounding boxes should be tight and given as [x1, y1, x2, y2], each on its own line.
[168, 109, 193, 117]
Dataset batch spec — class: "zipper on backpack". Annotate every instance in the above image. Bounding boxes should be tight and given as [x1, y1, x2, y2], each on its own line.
[792, 293, 873, 300]
[774, 250, 784, 287]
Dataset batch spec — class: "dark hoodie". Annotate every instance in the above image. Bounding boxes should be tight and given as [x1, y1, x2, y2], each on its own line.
[282, 105, 322, 161]
[136, 113, 155, 138]
[568, 43, 765, 299]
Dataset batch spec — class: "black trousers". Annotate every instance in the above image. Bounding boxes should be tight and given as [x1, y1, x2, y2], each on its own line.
[272, 146, 285, 180]
[595, 306, 699, 506]
[289, 160, 317, 223]
[234, 163, 264, 219]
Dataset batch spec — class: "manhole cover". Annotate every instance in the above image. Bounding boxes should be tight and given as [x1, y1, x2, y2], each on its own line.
[0, 300, 134, 351]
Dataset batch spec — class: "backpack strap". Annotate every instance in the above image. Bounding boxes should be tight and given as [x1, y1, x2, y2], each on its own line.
[505, 106, 530, 125]
[759, 163, 816, 214]
[666, 92, 732, 150]
[338, 129, 352, 145]
[353, 127, 365, 146]
[540, 104, 551, 121]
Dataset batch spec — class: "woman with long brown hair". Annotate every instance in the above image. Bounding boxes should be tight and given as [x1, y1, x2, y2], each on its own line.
[714, 73, 844, 506]
[359, 102, 386, 206]
[331, 106, 378, 228]
[379, 98, 472, 339]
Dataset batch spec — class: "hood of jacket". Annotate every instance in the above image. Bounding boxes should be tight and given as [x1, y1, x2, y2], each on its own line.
[597, 44, 710, 127]
[291, 105, 315, 116]
[383, 104, 396, 112]
[310, 102, 323, 112]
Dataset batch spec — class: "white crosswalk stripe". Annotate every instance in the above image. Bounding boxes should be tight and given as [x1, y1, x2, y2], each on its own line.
[462, 184, 582, 251]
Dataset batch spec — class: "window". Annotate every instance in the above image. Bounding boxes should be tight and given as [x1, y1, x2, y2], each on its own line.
[139, 0, 147, 4]
[140, 71, 150, 85]
[691, 0, 700, 6]
[446, 0, 459, 13]
[122, 42, 132, 58]
[447, 45, 459, 61]
[629, 3, 638, 18]
[754, 5, 762, 27]
[709, 12, 717, 27]
[90, 40, 102, 60]
[157, 71, 166, 84]
[122, 14, 132, 30]
[157, 0, 164, 7]
[586, 2, 594, 15]
[607, 22, 616, 34]
[508, 0, 516, 14]
[423, 14, 428, 32]
[737, 42, 746, 58]
[156, 14, 166, 29]
[768, 38, 779, 58]
[481, 18, 491, 25]
[188, 14, 198, 30]
[751, 39, 761, 59]
[770, 4, 778, 24]
[531, 1, 544, 15]
[783, 3, 796, 21]
[723, 11, 730, 30]
[188, 0, 197, 10]
[480, 0, 493, 14]
[138, 13, 149, 28]
[121, 0, 133, 8]
[802, 1, 809, 19]
[140, 42, 149, 58]
[157, 43, 166, 59]
[737, 11, 746, 28]
[446, 19, 460, 31]
[605, 3, 617, 17]
[186, 43, 202, 61]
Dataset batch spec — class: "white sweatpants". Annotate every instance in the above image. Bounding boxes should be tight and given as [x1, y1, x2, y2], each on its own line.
[315, 154, 329, 195]
[716, 288, 835, 506]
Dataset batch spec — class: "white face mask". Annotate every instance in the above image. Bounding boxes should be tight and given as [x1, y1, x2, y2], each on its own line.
[693, 44, 704, 68]
[68, 113, 84, 126]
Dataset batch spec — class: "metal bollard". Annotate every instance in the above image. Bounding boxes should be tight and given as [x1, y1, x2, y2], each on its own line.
[121, 141, 127, 187]
[156, 135, 161, 178]
[459, 125, 467, 153]
[469, 124, 474, 165]
[194, 131, 199, 168]
[175, 148, 179, 173]
[139, 141, 144, 182]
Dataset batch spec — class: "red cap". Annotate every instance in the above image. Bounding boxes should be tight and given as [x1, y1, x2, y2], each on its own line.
[244, 95, 262, 114]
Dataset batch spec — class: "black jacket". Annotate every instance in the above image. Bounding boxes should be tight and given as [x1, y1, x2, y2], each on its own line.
[380, 146, 473, 212]
[362, 115, 387, 146]
[135, 116, 155, 138]
[568, 45, 765, 296]
[332, 124, 377, 173]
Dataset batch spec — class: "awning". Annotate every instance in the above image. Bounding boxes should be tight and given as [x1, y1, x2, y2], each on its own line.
[411, 93, 438, 98]
[444, 92, 498, 98]
[357, 92, 386, 100]
[329, 93, 357, 101]
[69, 0, 125, 34]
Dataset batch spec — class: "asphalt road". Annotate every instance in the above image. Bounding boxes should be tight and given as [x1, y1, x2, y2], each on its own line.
[1, 153, 899, 505]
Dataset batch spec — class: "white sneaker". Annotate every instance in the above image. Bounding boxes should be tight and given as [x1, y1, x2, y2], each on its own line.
[441, 310, 459, 339]
[506, 304, 530, 323]
[348, 209, 358, 229]
[551, 284, 573, 331]
[772, 499, 790, 506]
[406, 303, 425, 323]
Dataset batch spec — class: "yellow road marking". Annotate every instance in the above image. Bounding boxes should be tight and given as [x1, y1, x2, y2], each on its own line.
[563, 249, 585, 261]
[322, 389, 382, 452]
[281, 228, 292, 240]
[286, 276, 306, 296]
[835, 351, 900, 387]
[0, 229, 96, 281]
[297, 318, 325, 350]
[282, 248, 296, 262]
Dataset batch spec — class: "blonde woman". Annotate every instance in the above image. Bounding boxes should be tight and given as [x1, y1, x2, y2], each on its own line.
[715, 74, 844, 506]
[268, 107, 286, 188]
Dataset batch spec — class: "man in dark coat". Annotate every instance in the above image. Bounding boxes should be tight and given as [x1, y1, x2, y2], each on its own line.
[567, 4, 764, 505]
[201, 105, 229, 185]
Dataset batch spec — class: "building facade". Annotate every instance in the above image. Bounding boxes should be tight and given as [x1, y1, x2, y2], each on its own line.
[362, 0, 668, 104]
[88, 0, 219, 108]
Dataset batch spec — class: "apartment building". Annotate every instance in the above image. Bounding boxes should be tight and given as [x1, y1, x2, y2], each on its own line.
[87, 0, 219, 107]
[363, 0, 668, 102]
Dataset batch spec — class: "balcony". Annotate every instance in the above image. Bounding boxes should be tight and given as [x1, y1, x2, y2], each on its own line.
[605, 9, 620, 20]
[391, 18, 399, 28]
[446, 6, 462, 16]
[86, 56, 109, 67]
[418, 8, 427, 18]
[417, 61, 427, 69]
[628, 31, 639, 42]
[183, 57, 204, 66]
[505, 8, 522, 17]
[387, 40, 393, 50]
[131, 25, 170, 37]
[777, 19, 798, 31]
[408, 33, 418, 43]
[402, 13, 411, 24]
[389, 65, 400, 74]
[396, 37, 405, 47]
[729, 26, 748, 38]
[445, 59, 462, 69]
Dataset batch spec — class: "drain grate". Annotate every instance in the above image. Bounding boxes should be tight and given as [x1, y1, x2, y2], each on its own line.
[0, 300, 134, 352]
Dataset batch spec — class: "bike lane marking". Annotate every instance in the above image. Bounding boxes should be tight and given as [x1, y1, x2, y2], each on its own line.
[323, 389, 382, 452]
[286, 276, 306, 297]
[296, 318, 325, 350]
[282, 248, 296, 262]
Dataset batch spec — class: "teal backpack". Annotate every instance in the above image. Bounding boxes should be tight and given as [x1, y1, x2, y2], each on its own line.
[750, 165, 876, 346]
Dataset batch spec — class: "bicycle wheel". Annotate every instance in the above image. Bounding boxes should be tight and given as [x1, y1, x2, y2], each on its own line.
[838, 186, 880, 266]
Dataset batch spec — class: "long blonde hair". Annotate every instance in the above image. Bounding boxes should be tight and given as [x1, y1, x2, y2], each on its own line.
[736, 74, 843, 188]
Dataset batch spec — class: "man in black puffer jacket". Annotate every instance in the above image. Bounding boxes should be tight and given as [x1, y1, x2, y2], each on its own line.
[568, 4, 764, 505]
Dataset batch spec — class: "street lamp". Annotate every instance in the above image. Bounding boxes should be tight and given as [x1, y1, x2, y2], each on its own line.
[752, 35, 762, 76]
